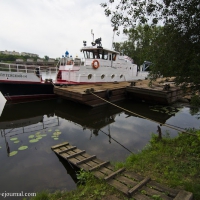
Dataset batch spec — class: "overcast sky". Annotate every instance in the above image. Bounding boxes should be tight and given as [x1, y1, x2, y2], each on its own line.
[0, 0, 125, 59]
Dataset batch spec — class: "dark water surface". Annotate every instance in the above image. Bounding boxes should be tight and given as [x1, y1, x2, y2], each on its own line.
[0, 98, 199, 197]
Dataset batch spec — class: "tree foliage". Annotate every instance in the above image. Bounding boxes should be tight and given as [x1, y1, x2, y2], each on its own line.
[101, 0, 200, 91]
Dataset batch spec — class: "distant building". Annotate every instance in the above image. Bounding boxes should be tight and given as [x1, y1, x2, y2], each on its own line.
[0, 50, 38, 57]
[37, 59, 43, 62]
[21, 52, 38, 57]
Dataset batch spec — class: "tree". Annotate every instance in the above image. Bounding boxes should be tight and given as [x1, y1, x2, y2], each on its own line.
[101, 0, 200, 91]
[44, 55, 49, 61]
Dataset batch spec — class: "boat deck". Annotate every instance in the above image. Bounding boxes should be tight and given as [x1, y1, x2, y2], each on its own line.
[54, 78, 186, 107]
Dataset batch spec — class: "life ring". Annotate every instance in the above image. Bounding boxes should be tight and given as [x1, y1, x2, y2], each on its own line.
[92, 60, 99, 69]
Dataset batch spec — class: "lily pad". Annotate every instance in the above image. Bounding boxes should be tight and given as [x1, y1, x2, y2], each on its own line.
[55, 129, 60, 131]
[51, 135, 57, 138]
[36, 136, 43, 140]
[10, 137, 18, 141]
[40, 134, 47, 137]
[28, 135, 35, 139]
[18, 146, 28, 150]
[35, 132, 41, 134]
[29, 139, 39, 143]
[14, 140, 20, 144]
[48, 129, 52, 132]
[54, 138, 59, 140]
[0, 146, 2, 148]
[9, 151, 18, 156]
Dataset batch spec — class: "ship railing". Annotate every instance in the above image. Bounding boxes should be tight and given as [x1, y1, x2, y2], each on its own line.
[0, 62, 58, 80]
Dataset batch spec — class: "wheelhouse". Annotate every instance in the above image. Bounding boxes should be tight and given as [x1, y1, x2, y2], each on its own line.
[81, 47, 118, 61]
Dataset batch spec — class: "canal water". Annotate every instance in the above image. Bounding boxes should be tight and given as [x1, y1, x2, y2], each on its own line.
[0, 98, 199, 197]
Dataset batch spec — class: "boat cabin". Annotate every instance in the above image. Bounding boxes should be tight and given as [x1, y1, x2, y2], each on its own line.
[81, 47, 118, 61]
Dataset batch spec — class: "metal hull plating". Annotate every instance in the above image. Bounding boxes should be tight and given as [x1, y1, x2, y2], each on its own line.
[0, 82, 55, 101]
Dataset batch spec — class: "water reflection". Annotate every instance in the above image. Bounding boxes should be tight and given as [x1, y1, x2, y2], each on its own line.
[0, 99, 199, 197]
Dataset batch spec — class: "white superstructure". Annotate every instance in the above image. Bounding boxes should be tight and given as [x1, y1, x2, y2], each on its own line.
[56, 39, 148, 84]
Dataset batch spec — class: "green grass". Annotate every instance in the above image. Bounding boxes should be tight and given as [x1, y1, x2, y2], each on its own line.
[115, 130, 200, 199]
[28, 129, 200, 200]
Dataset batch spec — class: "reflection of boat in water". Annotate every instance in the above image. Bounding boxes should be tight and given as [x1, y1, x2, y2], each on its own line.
[55, 99, 122, 134]
[54, 99, 178, 136]
[121, 100, 180, 124]
[0, 99, 58, 156]
[0, 100, 56, 124]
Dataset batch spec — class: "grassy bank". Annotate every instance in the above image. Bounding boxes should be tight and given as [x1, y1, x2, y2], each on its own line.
[29, 129, 200, 200]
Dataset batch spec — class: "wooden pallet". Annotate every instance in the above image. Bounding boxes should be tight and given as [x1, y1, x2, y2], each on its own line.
[51, 142, 193, 200]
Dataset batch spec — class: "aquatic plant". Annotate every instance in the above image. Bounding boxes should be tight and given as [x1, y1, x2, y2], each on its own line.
[10, 137, 18, 141]
[18, 146, 28, 150]
[9, 151, 18, 156]
[29, 139, 39, 143]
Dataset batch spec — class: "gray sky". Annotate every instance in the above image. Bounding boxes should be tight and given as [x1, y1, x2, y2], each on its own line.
[0, 0, 124, 59]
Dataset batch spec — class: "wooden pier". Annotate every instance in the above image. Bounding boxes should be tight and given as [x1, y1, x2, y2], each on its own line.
[54, 79, 186, 107]
[51, 142, 193, 200]
[54, 82, 130, 107]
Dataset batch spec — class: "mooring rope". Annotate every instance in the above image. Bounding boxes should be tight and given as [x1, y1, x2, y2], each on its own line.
[89, 91, 197, 136]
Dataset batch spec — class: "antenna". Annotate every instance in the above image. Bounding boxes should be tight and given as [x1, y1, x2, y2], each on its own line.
[111, 27, 118, 50]
[91, 29, 94, 43]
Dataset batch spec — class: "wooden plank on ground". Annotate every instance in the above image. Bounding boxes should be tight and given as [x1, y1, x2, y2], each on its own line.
[123, 171, 144, 182]
[104, 168, 125, 181]
[51, 142, 69, 149]
[147, 180, 179, 197]
[128, 177, 151, 196]
[141, 186, 172, 200]
[174, 190, 193, 200]
[133, 193, 152, 200]
[107, 179, 129, 196]
[89, 161, 110, 171]
[115, 175, 137, 188]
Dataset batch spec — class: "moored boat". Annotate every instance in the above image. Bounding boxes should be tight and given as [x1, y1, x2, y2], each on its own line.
[56, 38, 149, 84]
[0, 63, 58, 101]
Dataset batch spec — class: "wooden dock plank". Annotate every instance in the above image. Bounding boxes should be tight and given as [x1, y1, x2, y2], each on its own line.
[98, 165, 115, 176]
[66, 150, 86, 159]
[133, 193, 152, 200]
[104, 168, 125, 181]
[123, 171, 144, 182]
[174, 190, 193, 200]
[147, 180, 179, 197]
[128, 177, 151, 196]
[92, 170, 107, 179]
[141, 186, 172, 200]
[89, 161, 110, 171]
[51, 141, 193, 199]
[107, 179, 129, 196]
[115, 175, 138, 187]
[51, 142, 69, 149]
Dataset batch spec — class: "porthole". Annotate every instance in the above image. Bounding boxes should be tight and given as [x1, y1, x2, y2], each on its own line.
[120, 74, 123, 79]
[101, 74, 105, 79]
[111, 74, 115, 79]
[88, 74, 92, 79]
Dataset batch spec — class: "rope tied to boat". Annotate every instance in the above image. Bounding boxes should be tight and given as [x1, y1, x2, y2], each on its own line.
[84, 89, 197, 137]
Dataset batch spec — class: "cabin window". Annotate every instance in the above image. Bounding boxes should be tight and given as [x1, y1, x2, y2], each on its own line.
[111, 74, 115, 79]
[112, 53, 117, 61]
[88, 74, 92, 79]
[101, 74, 105, 79]
[120, 74, 123, 78]
[83, 50, 109, 60]
[103, 51, 108, 60]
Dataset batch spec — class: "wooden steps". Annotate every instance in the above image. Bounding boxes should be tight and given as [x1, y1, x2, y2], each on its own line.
[51, 142, 193, 200]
